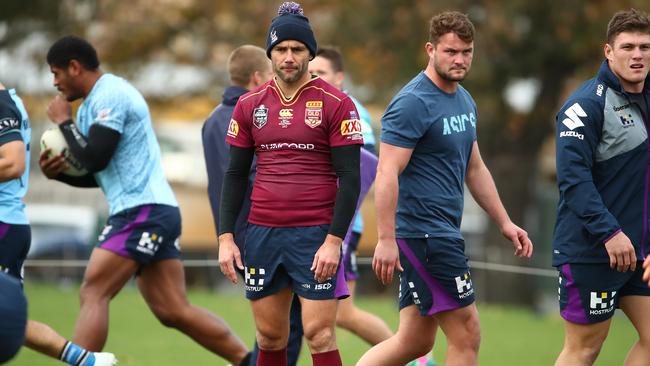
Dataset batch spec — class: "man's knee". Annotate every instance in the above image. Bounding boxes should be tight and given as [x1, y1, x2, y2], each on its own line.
[257, 327, 289, 350]
[303, 323, 336, 351]
[396, 330, 435, 358]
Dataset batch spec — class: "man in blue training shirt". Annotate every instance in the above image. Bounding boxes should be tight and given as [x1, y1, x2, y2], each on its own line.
[38, 35, 250, 366]
[357, 11, 533, 366]
[202, 44, 303, 366]
[0, 81, 116, 366]
[555, 9, 650, 365]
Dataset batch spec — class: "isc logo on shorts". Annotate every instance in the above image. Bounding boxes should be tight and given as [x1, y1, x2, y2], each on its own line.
[245, 267, 265, 292]
[137, 232, 162, 255]
[589, 291, 616, 315]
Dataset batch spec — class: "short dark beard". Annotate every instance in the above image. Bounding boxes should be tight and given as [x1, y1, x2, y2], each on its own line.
[434, 62, 467, 82]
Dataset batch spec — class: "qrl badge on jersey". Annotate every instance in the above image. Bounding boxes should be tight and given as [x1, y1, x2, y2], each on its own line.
[253, 105, 269, 129]
[305, 101, 323, 128]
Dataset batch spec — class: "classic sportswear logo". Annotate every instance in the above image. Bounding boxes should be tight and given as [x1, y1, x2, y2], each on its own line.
[270, 30, 277, 43]
[562, 103, 586, 130]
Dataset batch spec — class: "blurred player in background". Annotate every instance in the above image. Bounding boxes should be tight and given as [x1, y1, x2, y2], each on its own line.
[0, 272, 27, 364]
[358, 11, 532, 366]
[308, 46, 394, 346]
[39, 35, 251, 366]
[218, 2, 362, 365]
[202, 44, 304, 366]
[554, 9, 650, 366]
[0, 81, 116, 365]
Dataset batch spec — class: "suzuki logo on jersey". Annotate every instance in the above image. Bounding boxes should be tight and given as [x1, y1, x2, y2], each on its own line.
[562, 103, 586, 130]
[253, 105, 268, 129]
[137, 232, 162, 255]
[245, 266, 265, 292]
[442, 112, 476, 135]
[589, 291, 616, 315]
[227, 119, 239, 138]
[455, 272, 474, 299]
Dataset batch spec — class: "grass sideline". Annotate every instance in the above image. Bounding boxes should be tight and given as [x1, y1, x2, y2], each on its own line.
[9, 283, 635, 365]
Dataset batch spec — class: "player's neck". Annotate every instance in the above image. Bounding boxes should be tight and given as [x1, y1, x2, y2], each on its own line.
[424, 66, 458, 94]
[274, 74, 312, 100]
[81, 69, 104, 98]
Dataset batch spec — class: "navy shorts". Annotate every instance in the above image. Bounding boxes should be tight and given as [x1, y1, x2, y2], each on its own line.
[0, 272, 27, 363]
[0, 223, 31, 282]
[97, 204, 181, 265]
[397, 237, 475, 316]
[558, 262, 650, 324]
[243, 224, 349, 300]
[342, 231, 361, 282]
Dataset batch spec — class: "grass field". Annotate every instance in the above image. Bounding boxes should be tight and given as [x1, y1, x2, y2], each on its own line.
[9, 282, 635, 366]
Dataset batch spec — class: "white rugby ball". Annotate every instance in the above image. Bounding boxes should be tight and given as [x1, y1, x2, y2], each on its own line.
[40, 127, 88, 176]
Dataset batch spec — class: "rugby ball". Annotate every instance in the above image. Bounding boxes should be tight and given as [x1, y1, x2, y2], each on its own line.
[40, 127, 88, 176]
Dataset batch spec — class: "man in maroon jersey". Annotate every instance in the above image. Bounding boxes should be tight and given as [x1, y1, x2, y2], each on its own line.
[217, 2, 363, 366]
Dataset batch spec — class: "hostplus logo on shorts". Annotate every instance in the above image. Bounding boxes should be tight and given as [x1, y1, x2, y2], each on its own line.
[455, 272, 474, 299]
[589, 291, 616, 315]
[245, 267, 265, 292]
[136, 232, 162, 255]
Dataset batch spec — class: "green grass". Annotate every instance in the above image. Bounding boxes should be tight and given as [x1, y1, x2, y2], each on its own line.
[8, 283, 635, 365]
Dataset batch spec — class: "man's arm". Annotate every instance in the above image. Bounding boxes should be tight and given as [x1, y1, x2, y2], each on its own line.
[0, 140, 25, 181]
[217, 145, 254, 284]
[311, 144, 361, 283]
[372, 142, 412, 284]
[465, 141, 533, 258]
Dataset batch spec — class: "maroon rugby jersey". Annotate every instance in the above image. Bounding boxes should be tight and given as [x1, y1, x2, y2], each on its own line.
[226, 76, 363, 227]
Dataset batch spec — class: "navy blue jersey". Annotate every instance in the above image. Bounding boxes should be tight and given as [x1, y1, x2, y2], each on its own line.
[553, 60, 650, 266]
[381, 71, 477, 239]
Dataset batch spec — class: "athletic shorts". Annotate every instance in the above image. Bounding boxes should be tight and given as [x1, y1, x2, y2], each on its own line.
[0, 272, 27, 363]
[97, 204, 181, 265]
[243, 224, 349, 300]
[397, 237, 475, 316]
[558, 262, 650, 324]
[343, 231, 361, 281]
[0, 223, 30, 282]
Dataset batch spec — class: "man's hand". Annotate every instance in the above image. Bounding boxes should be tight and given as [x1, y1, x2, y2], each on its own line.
[311, 234, 342, 283]
[46, 95, 72, 125]
[218, 233, 244, 284]
[372, 238, 403, 285]
[500, 221, 533, 258]
[39, 148, 66, 179]
[604, 231, 636, 272]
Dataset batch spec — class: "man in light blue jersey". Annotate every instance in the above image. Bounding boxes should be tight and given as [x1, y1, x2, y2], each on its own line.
[0, 82, 116, 365]
[308, 46, 394, 347]
[39, 35, 251, 366]
[357, 12, 533, 366]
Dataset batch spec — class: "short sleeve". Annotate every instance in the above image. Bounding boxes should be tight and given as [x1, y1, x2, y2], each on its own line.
[328, 97, 364, 147]
[380, 93, 427, 148]
[0, 93, 23, 146]
[226, 100, 254, 148]
[90, 93, 128, 134]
